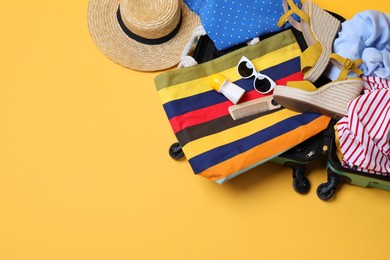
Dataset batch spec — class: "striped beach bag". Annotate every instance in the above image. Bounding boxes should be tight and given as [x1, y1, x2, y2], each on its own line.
[155, 29, 330, 184]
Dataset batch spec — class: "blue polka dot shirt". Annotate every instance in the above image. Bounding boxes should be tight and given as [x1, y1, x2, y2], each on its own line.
[184, 0, 301, 50]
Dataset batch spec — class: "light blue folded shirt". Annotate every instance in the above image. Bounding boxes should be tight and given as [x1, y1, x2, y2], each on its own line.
[326, 10, 390, 80]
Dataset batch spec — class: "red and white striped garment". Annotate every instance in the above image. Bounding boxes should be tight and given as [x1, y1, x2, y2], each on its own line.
[337, 76, 390, 175]
[362, 75, 390, 93]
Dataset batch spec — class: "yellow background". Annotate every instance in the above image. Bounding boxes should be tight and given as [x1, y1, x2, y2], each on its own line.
[0, 1, 389, 259]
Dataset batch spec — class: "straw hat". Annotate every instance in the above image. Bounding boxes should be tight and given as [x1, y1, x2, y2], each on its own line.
[88, 0, 200, 71]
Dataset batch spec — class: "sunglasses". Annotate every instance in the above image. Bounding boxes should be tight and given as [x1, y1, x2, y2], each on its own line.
[237, 56, 276, 94]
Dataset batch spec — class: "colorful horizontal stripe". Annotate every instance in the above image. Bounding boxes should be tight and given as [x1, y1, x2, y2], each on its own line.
[156, 34, 303, 106]
[163, 58, 301, 119]
[175, 111, 281, 147]
[167, 73, 303, 134]
[198, 116, 330, 181]
[155, 30, 300, 91]
[188, 113, 324, 174]
[183, 109, 302, 159]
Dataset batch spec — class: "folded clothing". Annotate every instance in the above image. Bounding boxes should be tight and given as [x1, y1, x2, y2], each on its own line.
[184, 0, 301, 50]
[336, 76, 390, 175]
[326, 10, 390, 80]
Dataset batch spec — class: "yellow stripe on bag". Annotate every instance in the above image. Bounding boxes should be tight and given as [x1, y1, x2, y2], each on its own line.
[182, 109, 301, 159]
[158, 43, 302, 105]
[198, 116, 330, 181]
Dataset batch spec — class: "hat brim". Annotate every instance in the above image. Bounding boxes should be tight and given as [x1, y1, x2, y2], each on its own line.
[88, 0, 200, 71]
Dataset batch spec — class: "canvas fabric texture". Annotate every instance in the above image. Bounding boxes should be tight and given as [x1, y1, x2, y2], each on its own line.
[155, 30, 330, 183]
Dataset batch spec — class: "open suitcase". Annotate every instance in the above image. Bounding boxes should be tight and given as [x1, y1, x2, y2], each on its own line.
[272, 122, 334, 194]
[316, 124, 390, 201]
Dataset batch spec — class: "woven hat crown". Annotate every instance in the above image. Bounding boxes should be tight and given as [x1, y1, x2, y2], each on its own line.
[87, 0, 200, 71]
[120, 0, 181, 40]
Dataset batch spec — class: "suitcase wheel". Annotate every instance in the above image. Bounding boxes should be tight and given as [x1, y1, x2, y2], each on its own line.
[169, 142, 185, 160]
[316, 170, 344, 201]
[316, 182, 337, 201]
[292, 166, 310, 194]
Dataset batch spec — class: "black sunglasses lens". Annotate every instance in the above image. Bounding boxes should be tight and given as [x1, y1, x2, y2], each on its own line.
[238, 61, 254, 77]
[254, 78, 271, 93]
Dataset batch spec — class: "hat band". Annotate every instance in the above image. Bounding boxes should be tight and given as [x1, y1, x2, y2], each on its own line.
[116, 6, 183, 45]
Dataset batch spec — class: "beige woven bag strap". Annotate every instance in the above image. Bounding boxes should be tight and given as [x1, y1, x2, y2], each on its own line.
[178, 26, 207, 68]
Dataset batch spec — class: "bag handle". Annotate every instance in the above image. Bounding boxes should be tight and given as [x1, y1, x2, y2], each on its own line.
[178, 26, 207, 68]
[178, 26, 262, 68]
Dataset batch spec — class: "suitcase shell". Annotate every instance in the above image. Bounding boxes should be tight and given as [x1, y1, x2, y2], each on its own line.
[271, 130, 330, 194]
[316, 137, 390, 201]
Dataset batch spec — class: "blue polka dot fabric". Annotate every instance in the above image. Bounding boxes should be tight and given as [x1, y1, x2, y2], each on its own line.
[184, 0, 301, 50]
